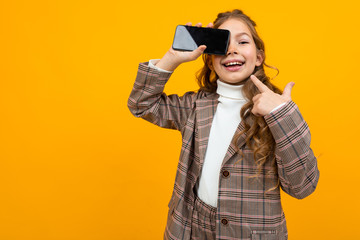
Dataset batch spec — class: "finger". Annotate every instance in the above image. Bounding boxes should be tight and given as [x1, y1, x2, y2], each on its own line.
[252, 94, 261, 102]
[195, 22, 202, 27]
[282, 82, 295, 99]
[206, 22, 214, 28]
[190, 45, 207, 59]
[185, 22, 192, 26]
[250, 75, 270, 93]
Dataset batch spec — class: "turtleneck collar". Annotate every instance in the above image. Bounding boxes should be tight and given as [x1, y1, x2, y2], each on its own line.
[216, 79, 246, 101]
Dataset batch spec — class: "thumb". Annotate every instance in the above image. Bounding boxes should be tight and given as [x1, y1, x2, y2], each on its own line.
[282, 82, 295, 99]
[190, 45, 206, 59]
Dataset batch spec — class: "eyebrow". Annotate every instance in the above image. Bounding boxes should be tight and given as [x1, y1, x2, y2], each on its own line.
[234, 32, 251, 38]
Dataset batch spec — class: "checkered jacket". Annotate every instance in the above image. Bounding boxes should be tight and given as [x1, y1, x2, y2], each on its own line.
[127, 62, 320, 240]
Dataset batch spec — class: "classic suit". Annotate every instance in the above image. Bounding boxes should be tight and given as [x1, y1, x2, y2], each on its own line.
[127, 62, 320, 240]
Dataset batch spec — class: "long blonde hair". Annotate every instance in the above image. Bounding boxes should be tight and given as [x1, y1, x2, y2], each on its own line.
[196, 9, 281, 191]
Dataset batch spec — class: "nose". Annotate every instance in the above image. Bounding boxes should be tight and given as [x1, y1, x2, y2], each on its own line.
[226, 40, 238, 55]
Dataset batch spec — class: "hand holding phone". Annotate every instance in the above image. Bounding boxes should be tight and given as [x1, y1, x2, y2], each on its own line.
[155, 23, 216, 72]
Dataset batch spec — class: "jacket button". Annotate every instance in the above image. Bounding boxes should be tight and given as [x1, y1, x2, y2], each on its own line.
[221, 218, 228, 225]
[222, 170, 230, 178]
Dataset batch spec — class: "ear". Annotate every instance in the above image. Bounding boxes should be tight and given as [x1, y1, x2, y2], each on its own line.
[255, 50, 264, 67]
[207, 55, 214, 70]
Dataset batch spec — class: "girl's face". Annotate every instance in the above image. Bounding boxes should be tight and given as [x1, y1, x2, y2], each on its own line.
[211, 18, 263, 85]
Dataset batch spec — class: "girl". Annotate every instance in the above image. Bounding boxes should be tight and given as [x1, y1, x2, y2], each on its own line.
[128, 9, 319, 240]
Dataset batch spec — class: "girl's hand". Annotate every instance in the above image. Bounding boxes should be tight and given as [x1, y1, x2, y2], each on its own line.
[155, 22, 214, 72]
[250, 75, 295, 116]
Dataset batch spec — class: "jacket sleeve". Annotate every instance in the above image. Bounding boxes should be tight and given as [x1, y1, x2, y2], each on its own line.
[127, 62, 199, 131]
[264, 100, 320, 199]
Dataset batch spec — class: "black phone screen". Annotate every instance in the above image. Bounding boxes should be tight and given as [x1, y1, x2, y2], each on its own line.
[172, 25, 230, 55]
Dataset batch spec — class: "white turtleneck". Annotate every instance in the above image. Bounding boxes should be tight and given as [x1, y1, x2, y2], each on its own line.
[195, 80, 247, 207]
[148, 59, 285, 208]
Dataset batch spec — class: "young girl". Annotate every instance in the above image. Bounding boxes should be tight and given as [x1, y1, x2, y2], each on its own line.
[128, 9, 319, 240]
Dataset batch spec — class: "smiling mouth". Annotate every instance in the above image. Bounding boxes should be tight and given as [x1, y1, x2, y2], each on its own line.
[223, 61, 244, 67]
[222, 61, 245, 71]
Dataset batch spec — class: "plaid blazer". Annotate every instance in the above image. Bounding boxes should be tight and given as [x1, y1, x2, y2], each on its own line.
[128, 62, 320, 240]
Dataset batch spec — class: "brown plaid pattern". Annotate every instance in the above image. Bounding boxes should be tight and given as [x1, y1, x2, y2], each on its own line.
[190, 193, 217, 240]
[128, 62, 320, 240]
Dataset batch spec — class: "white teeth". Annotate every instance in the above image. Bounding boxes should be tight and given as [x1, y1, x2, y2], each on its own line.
[224, 61, 243, 66]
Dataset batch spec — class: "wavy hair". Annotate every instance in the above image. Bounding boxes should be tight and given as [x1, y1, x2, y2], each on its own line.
[196, 9, 281, 191]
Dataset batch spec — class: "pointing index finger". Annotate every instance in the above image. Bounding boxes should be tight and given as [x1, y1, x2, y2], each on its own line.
[250, 75, 269, 93]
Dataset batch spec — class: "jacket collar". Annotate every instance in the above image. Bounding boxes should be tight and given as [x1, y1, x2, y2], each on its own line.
[195, 92, 247, 169]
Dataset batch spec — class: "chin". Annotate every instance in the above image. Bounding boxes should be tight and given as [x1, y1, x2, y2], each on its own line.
[221, 76, 249, 85]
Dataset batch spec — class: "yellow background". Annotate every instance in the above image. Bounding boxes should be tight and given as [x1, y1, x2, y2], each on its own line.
[1, 0, 359, 239]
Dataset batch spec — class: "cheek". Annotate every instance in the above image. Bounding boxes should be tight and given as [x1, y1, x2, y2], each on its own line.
[212, 57, 222, 70]
[244, 48, 258, 62]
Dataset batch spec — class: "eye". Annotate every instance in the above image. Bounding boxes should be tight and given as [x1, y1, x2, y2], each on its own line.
[239, 41, 249, 44]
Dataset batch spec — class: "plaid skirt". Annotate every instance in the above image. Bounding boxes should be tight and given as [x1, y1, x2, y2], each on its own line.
[190, 194, 217, 240]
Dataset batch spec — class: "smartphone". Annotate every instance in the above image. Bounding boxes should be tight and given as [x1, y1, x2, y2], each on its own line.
[172, 25, 230, 55]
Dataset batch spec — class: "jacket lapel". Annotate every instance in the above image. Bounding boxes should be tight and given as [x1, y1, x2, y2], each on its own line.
[195, 93, 249, 170]
[195, 93, 219, 169]
[221, 120, 247, 168]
